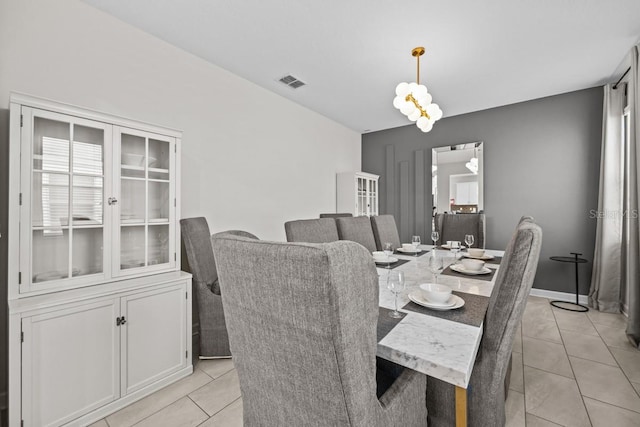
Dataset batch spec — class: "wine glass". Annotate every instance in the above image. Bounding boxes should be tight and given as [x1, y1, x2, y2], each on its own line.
[383, 242, 394, 269]
[428, 256, 444, 284]
[411, 235, 421, 257]
[450, 241, 461, 264]
[465, 234, 475, 249]
[431, 230, 439, 248]
[387, 271, 405, 318]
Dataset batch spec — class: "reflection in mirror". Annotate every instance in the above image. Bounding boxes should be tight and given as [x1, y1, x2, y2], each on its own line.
[432, 142, 483, 215]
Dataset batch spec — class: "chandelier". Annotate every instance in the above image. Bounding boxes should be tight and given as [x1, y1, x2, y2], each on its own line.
[466, 157, 479, 174]
[466, 146, 479, 174]
[392, 47, 443, 132]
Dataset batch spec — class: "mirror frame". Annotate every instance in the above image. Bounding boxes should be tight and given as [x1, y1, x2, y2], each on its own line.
[432, 141, 484, 215]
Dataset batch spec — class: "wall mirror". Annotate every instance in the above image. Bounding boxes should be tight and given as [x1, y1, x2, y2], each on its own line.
[432, 142, 483, 215]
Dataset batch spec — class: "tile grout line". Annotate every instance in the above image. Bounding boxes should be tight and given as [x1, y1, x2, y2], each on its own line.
[113, 371, 215, 427]
[186, 394, 211, 422]
[582, 394, 640, 416]
[193, 396, 242, 427]
[587, 311, 640, 400]
[550, 300, 594, 427]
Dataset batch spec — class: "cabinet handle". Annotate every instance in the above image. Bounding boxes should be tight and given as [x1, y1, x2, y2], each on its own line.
[120, 317, 126, 325]
[108, 197, 118, 205]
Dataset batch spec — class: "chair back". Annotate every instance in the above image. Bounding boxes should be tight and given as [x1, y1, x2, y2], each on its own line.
[428, 218, 541, 427]
[335, 216, 378, 252]
[435, 213, 486, 248]
[284, 218, 340, 243]
[320, 213, 353, 218]
[211, 236, 381, 425]
[477, 220, 542, 413]
[370, 215, 401, 251]
[485, 220, 542, 356]
[180, 217, 216, 287]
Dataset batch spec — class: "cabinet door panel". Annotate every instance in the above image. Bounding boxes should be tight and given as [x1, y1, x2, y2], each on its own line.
[22, 299, 120, 426]
[121, 284, 186, 395]
[113, 127, 176, 277]
[21, 108, 111, 293]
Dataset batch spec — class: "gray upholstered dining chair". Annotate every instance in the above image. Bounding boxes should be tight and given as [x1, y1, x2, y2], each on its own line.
[335, 216, 378, 252]
[284, 218, 340, 243]
[370, 214, 402, 251]
[427, 218, 542, 427]
[180, 217, 258, 358]
[211, 235, 428, 426]
[434, 213, 486, 248]
[319, 212, 353, 218]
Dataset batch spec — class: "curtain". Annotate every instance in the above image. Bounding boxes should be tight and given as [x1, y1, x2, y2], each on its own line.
[625, 44, 640, 348]
[589, 84, 624, 311]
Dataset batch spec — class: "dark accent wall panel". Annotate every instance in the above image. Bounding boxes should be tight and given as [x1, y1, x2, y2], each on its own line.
[399, 161, 410, 241]
[385, 145, 395, 215]
[414, 150, 425, 241]
[362, 88, 603, 295]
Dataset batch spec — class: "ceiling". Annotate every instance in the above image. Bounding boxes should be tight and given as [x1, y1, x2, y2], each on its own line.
[82, 0, 640, 134]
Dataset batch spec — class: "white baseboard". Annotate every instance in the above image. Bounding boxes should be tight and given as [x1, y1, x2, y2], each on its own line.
[529, 288, 588, 305]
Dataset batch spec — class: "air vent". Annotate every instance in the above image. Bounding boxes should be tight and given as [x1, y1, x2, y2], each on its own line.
[278, 74, 306, 89]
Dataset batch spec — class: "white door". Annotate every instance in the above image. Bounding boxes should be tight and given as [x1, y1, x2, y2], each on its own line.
[120, 283, 187, 395]
[21, 299, 120, 427]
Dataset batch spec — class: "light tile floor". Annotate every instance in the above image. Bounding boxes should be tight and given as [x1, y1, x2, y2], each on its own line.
[89, 296, 640, 427]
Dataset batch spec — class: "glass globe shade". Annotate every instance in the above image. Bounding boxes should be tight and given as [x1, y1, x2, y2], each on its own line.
[418, 94, 433, 107]
[408, 109, 421, 121]
[413, 85, 428, 100]
[395, 82, 410, 97]
[393, 96, 404, 109]
[400, 102, 416, 116]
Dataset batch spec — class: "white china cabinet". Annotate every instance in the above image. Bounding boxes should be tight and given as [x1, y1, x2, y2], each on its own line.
[336, 171, 379, 216]
[7, 94, 192, 427]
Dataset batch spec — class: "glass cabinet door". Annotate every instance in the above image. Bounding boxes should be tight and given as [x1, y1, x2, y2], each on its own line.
[115, 127, 175, 276]
[357, 177, 367, 216]
[24, 109, 109, 290]
[368, 179, 378, 216]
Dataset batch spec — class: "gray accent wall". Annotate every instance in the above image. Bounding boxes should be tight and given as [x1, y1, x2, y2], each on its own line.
[362, 88, 603, 295]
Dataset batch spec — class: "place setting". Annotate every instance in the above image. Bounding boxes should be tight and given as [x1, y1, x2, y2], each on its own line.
[394, 235, 430, 257]
[461, 247, 502, 265]
[402, 281, 490, 327]
[372, 243, 410, 269]
[441, 257, 496, 282]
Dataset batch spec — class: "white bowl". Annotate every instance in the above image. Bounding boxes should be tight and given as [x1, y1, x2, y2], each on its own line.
[372, 251, 387, 261]
[419, 283, 452, 304]
[402, 243, 414, 251]
[122, 153, 144, 166]
[468, 248, 485, 258]
[462, 258, 485, 272]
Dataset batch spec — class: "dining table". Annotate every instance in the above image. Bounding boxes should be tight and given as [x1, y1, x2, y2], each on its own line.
[375, 245, 505, 427]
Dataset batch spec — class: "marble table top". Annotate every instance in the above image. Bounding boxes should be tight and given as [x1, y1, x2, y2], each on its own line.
[376, 245, 504, 388]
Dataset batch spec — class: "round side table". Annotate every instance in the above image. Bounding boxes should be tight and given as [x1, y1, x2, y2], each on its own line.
[549, 252, 589, 312]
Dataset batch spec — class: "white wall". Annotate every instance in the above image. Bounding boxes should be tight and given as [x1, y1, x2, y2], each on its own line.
[0, 0, 361, 398]
[0, 0, 361, 240]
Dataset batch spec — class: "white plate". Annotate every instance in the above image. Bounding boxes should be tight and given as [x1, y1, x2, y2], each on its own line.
[374, 256, 398, 264]
[408, 291, 465, 311]
[462, 253, 495, 260]
[450, 264, 492, 275]
[441, 244, 465, 250]
[397, 247, 422, 254]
